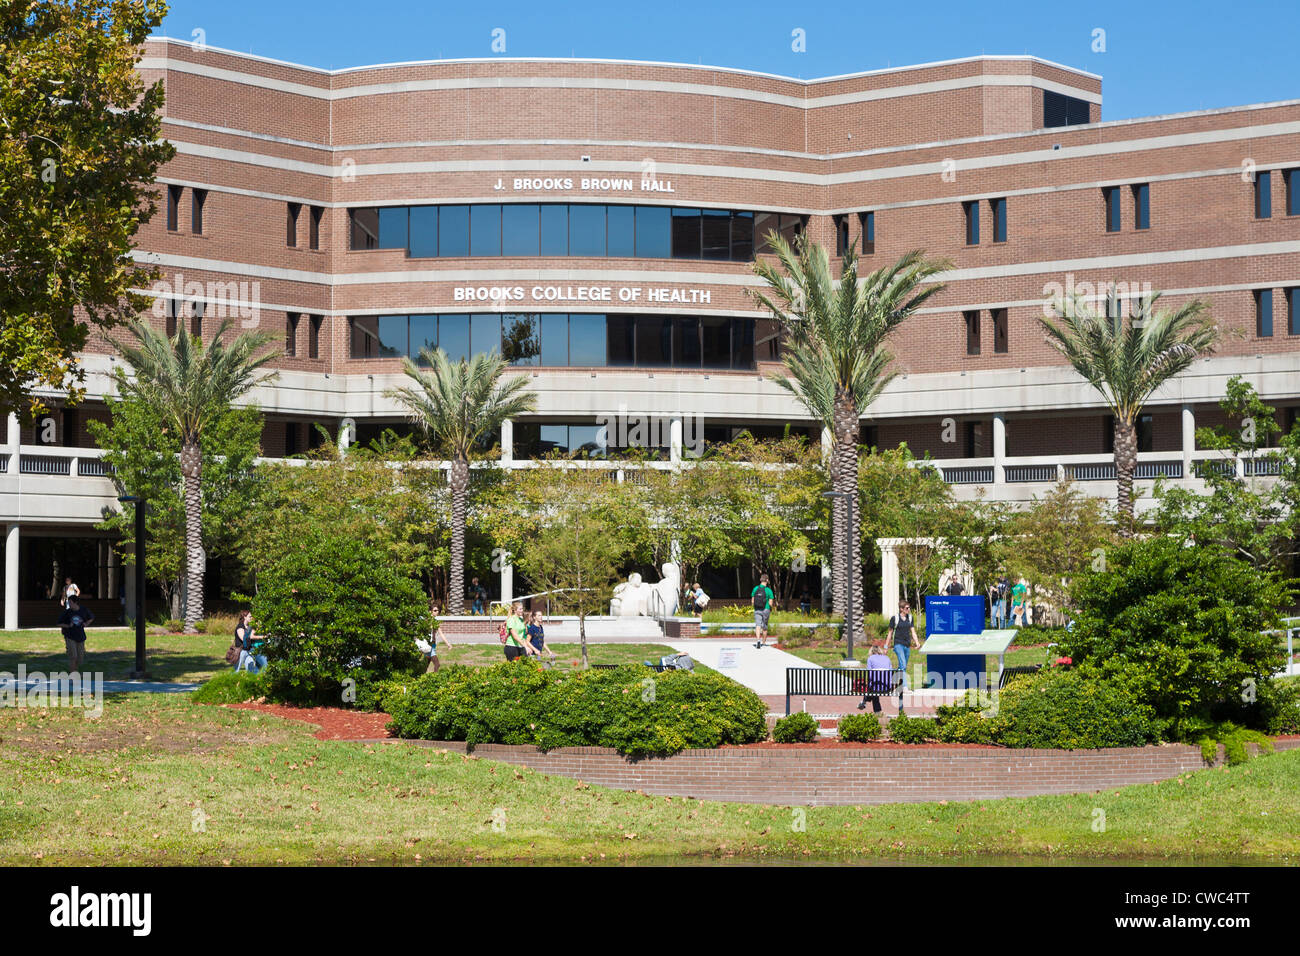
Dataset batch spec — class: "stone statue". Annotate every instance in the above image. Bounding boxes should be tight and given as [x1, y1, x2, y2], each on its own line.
[610, 563, 682, 617]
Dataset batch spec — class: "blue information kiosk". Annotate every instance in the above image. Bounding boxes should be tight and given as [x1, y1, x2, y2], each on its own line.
[922, 596, 1015, 690]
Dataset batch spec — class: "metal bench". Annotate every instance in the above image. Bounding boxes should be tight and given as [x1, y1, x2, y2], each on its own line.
[996, 664, 1042, 690]
[785, 667, 903, 715]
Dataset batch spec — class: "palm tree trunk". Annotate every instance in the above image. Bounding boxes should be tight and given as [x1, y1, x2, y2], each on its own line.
[831, 389, 864, 646]
[826, 435, 845, 620]
[448, 457, 469, 614]
[180, 441, 204, 633]
[1114, 418, 1138, 538]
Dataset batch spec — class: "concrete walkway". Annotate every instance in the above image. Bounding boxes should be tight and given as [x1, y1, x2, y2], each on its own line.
[665, 638, 814, 696]
[0, 676, 198, 694]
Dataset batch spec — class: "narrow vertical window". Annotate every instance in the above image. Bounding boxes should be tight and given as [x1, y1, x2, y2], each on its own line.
[191, 188, 206, 235]
[1255, 289, 1274, 338]
[990, 198, 1007, 242]
[165, 297, 178, 338]
[1286, 169, 1299, 217]
[834, 215, 849, 255]
[1132, 183, 1149, 230]
[1103, 186, 1121, 232]
[309, 206, 322, 250]
[287, 202, 301, 247]
[1290, 288, 1300, 336]
[992, 308, 1009, 353]
[964, 309, 981, 355]
[166, 184, 182, 231]
[963, 200, 980, 245]
[309, 315, 322, 359]
[286, 313, 299, 357]
[1255, 170, 1272, 219]
[190, 300, 203, 338]
[860, 211, 875, 255]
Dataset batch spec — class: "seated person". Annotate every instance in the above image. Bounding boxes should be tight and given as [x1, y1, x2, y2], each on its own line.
[234, 610, 268, 673]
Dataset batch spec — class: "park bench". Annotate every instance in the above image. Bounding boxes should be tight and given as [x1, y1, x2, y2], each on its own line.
[785, 666, 903, 715]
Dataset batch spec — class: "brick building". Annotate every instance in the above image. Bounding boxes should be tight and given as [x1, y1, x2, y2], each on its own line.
[2, 39, 1297, 626]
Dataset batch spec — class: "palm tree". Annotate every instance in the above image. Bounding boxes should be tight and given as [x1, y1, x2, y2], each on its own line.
[114, 318, 278, 632]
[388, 347, 537, 614]
[751, 234, 948, 641]
[1040, 290, 1217, 536]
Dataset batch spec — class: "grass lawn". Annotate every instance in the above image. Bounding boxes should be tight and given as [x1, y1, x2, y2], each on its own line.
[1, 693, 1297, 865]
[436, 643, 689, 672]
[0, 629, 230, 683]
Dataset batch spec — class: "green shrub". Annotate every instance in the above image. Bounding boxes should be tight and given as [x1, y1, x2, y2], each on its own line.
[1063, 536, 1293, 739]
[936, 710, 996, 744]
[1196, 722, 1276, 766]
[780, 626, 814, 647]
[888, 713, 937, 744]
[253, 531, 429, 706]
[163, 618, 183, 634]
[772, 711, 820, 743]
[837, 712, 881, 742]
[191, 670, 267, 704]
[990, 668, 1161, 749]
[1259, 679, 1300, 735]
[1010, 625, 1066, 646]
[385, 662, 769, 758]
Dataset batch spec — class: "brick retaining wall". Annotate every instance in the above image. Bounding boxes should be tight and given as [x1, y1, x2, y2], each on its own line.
[380, 737, 1300, 806]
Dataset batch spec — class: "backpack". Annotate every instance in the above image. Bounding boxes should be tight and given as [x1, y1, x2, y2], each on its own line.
[752, 588, 768, 611]
[498, 621, 508, 644]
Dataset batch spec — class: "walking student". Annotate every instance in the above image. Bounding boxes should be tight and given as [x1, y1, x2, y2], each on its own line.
[424, 602, 443, 673]
[502, 603, 535, 661]
[60, 576, 80, 609]
[234, 610, 267, 673]
[527, 611, 556, 662]
[888, 600, 920, 690]
[469, 578, 487, 615]
[1010, 577, 1029, 627]
[751, 573, 774, 648]
[57, 594, 94, 674]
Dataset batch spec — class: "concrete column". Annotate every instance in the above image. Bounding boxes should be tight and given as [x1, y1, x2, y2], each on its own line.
[669, 415, 683, 464]
[5, 413, 17, 474]
[992, 414, 1007, 485]
[4, 523, 18, 630]
[500, 419, 513, 465]
[499, 558, 513, 607]
[820, 426, 832, 462]
[878, 539, 900, 617]
[1181, 405, 1195, 479]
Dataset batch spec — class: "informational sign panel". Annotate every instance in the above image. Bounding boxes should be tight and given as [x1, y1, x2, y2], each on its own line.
[717, 648, 741, 669]
[924, 596, 986, 635]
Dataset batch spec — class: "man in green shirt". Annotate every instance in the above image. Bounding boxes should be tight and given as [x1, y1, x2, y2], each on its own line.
[752, 573, 775, 648]
[503, 602, 537, 662]
[1010, 579, 1029, 627]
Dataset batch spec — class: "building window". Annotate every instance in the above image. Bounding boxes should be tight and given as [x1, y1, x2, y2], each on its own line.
[963, 200, 980, 245]
[1286, 169, 1299, 217]
[165, 298, 178, 338]
[1103, 186, 1121, 232]
[309, 206, 322, 249]
[1290, 288, 1300, 336]
[990, 198, 1007, 242]
[189, 300, 203, 338]
[834, 215, 850, 256]
[963, 420, 983, 458]
[1043, 90, 1091, 128]
[191, 188, 206, 235]
[287, 203, 301, 247]
[1255, 289, 1274, 337]
[860, 211, 875, 255]
[1255, 170, 1272, 219]
[286, 313, 299, 357]
[309, 315, 322, 359]
[1104, 285, 1121, 319]
[1132, 183, 1150, 230]
[964, 309, 981, 355]
[166, 184, 182, 231]
[1104, 413, 1154, 453]
[992, 308, 1008, 353]
[285, 422, 299, 456]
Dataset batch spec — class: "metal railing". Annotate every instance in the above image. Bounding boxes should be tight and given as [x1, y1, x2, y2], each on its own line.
[19, 454, 71, 476]
[1005, 464, 1058, 483]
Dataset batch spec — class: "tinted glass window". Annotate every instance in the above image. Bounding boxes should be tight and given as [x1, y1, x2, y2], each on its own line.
[635, 206, 671, 257]
[471, 313, 501, 357]
[540, 205, 568, 255]
[671, 208, 701, 258]
[570, 424, 605, 459]
[1133, 184, 1150, 230]
[409, 206, 438, 257]
[350, 208, 379, 250]
[377, 315, 407, 358]
[731, 211, 754, 260]
[439, 314, 470, 362]
[540, 313, 568, 365]
[700, 317, 731, 368]
[636, 315, 673, 367]
[502, 204, 540, 256]
[378, 207, 408, 249]
[606, 314, 635, 366]
[539, 425, 568, 456]
[569, 314, 606, 366]
[606, 205, 635, 257]
[439, 205, 470, 257]
[569, 204, 606, 256]
[753, 317, 779, 363]
[409, 314, 438, 364]
[754, 212, 779, 253]
[733, 318, 755, 368]
[702, 209, 730, 260]
[673, 316, 700, 366]
[350, 316, 378, 357]
[1256, 172, 1272, 219]
[470, 205, 502, 256]
[1256, 290, 1273, 338]
[778, 214, 804, 247]
[502, 313, 540, 365]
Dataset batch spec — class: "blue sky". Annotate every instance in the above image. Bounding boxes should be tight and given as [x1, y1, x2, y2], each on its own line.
[154, 0, 1297, 121]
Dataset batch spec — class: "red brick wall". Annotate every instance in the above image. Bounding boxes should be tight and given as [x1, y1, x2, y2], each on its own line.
[386, 738, 1300, 805]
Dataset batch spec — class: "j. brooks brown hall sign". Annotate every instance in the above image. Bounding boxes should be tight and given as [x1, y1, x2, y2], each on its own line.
[495, 175, 676, 193]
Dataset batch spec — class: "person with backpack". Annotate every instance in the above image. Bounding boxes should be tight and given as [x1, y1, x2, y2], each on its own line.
[57, 594, 94, 674]
[888, 600, 920, 690]
[994, 572, 1011, 628]
[751, 573, 774, 648]
[469, 578, 488, 615]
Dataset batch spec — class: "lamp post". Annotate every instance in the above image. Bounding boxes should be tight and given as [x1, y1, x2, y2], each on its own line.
[117, 495, 150, 680]
[823, 490, 859, 667]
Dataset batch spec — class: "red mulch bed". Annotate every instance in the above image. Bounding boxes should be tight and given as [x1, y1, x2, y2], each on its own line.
[224, 702, 394, 740]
